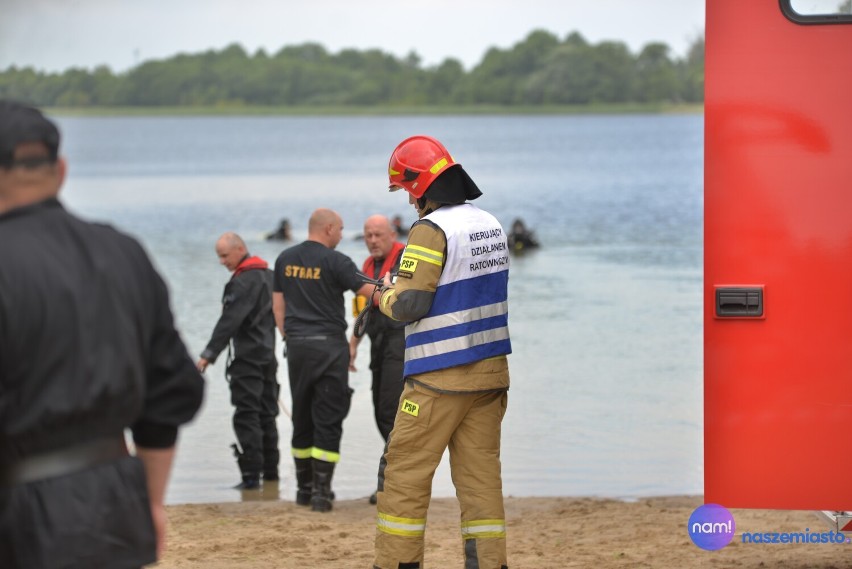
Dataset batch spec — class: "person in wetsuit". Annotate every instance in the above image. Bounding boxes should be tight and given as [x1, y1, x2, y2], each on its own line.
[348, 214, 406, 505]
[198, 232, 279, 490]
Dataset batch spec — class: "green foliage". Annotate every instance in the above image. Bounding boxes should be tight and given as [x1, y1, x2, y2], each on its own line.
[679, 35, 704, 103]
[0, 30, 705, 108]
[635, 43, 678, 103]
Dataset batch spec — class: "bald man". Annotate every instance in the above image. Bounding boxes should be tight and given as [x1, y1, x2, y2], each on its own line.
[273, 208, 377, 512]
[349, 215, 406, 504]
[198, 232, 279, 490]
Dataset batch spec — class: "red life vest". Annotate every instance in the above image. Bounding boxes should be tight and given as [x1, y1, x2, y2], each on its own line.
[232, 255, 268, 278]
[361, 242, 405, 306]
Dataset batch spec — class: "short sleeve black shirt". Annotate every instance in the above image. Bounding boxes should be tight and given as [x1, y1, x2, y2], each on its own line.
[273, 240, 362, 336]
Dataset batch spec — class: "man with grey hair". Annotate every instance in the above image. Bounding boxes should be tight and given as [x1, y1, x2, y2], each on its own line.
[198, 231, 279, 490]
[349, 214, 406, 504]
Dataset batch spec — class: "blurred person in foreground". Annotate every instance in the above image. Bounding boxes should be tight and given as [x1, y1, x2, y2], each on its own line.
[348, 214, 406, 505]
[272, 208, 378, 512]
[0, 100, 204, 568]
[197, 232, 279, 490]
[373, 135, 512, 569]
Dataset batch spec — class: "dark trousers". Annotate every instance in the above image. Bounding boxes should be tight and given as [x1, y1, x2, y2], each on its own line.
[369, 328, 405, 441]
[287, 335, 352, 455]
[228, 359, 279, 475]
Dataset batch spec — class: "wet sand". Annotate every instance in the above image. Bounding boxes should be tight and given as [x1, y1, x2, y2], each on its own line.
[154, 493, 851, 568]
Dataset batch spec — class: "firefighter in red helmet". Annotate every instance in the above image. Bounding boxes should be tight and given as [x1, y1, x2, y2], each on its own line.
[373, 135, 512, 569]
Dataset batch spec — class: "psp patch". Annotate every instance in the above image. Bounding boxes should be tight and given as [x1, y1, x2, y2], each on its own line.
[401, 399, 420, 417]
[397, 256, 418, 278]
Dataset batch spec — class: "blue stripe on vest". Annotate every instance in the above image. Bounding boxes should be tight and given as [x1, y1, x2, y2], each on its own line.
[404, 339, 512, 376]
[426, 271, 508, 316]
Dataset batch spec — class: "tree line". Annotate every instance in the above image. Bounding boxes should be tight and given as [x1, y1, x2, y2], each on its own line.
[0, 30, 704, 108]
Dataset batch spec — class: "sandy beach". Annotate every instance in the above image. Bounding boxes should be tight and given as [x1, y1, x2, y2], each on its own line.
[155, 493, 851, 568]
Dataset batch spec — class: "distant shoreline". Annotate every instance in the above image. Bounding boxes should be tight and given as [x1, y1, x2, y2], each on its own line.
[47, 103, 704, 117]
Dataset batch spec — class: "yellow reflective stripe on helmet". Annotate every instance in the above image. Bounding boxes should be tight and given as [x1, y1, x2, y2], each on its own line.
[403, 244, 443, 266]
[311, 447, 340, 463]
[377, 512, 427, 537]
[291, 447, 312, 459]
[389, 167, 400, 176]
[460, 519, 507, 540]
[429, 157, 448, 174]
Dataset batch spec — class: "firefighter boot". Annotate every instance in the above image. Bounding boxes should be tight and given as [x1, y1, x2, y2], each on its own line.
[311, 459, 335, 513]
[294, 457, 312, 506]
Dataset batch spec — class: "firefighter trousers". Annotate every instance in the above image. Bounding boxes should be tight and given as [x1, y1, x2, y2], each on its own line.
[287, 335, 352, 460]
[374, 381, 509, 569]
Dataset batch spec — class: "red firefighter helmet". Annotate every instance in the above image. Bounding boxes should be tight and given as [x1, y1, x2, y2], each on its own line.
[387, 135, 458, 198]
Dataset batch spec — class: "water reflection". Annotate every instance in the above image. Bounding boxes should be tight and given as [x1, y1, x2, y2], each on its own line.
[240, 480, 282, 502]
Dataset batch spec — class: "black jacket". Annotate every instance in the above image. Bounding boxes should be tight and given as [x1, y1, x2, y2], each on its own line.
[0, 198, 204, 568]
[201, 262, 276, 367]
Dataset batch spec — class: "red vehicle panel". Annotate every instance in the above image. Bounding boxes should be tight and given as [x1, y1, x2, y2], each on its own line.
[705, 0, 852, 509]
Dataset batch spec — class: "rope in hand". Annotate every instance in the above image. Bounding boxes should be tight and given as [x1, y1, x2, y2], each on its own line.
[353, 270, 387, 339]
[354, 282, 382, 338]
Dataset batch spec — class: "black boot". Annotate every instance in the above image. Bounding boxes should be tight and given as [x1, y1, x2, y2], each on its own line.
[311, 459, 335, 513]
[262, 440, 280, 482]
[232, 443, 261, 489]
[234, 473, 260, 490]
[294, 457, 313, 506]
[263, 468, 279, 481]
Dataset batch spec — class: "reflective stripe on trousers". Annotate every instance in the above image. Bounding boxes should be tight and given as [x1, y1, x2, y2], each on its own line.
[377, 512, 426, 537]
[462, 519, 507, 540]
[463, 519, 508, 569]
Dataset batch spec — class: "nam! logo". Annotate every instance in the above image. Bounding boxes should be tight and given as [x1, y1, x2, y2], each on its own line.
[688, 504, 735, 551]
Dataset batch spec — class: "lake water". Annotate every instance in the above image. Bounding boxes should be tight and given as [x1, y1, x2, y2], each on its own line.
[53, 114, 704, 505]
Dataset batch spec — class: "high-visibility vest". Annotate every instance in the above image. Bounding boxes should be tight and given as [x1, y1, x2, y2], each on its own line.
[403, 203, 512, 376]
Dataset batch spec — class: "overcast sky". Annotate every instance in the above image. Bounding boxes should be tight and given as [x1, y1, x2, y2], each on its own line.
[0, 0, 705, 73]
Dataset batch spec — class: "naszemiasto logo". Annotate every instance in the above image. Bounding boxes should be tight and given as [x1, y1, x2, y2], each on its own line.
[688, 504, 736, 550]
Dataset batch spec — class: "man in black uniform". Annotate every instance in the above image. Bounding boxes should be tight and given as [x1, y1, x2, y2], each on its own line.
[348, 214, 406, 504]
[272, 208, 377, 512]
[197, 232, 279, 490]
[0, 100, 204, 568]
